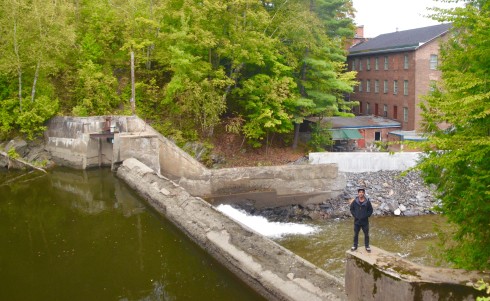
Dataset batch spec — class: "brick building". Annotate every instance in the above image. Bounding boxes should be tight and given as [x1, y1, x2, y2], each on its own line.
[347, 23, 451, 131]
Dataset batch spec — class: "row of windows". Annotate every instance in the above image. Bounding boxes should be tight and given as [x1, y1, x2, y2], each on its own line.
[359, 103, 409, 122]
[351, 54, 438, 71]
[358, 79, 409, 95]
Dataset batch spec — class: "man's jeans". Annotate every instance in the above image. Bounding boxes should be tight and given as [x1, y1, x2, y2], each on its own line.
[353, 223, 370, 247]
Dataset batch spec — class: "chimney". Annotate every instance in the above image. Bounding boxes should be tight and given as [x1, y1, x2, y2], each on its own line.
[355, 26, 364, 38]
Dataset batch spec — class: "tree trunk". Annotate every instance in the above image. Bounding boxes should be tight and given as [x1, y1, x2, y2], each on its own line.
[292, 122, 300, 149]
[14, 20, 22, 112]
[31, 61, 40, 102]
[130, 50, 136, 115]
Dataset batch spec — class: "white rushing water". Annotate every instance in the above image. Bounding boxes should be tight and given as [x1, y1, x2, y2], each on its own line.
[216, 204, 318, 238]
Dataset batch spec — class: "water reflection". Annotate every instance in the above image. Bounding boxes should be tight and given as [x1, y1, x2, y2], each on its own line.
[0, 168, 265, 301]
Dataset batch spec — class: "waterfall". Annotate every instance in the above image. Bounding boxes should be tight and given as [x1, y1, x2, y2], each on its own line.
[216, 204, 318, 238]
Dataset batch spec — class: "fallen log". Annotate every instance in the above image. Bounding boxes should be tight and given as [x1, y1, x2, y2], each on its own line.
[0, 151, 47, 173]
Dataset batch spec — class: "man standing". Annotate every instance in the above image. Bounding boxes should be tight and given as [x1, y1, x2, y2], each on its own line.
[350, 188, 373, 252]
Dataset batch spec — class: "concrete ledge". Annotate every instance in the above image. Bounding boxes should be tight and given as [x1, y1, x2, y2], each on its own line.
[345, 246, 489, 301]
[180, 164, 346, 208]
[117, 158, 347, 301]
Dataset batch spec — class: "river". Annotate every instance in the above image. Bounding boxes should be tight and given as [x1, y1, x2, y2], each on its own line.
[216, 204, 450, 280]
[0, 167, 449, 300]
[0, 168, 265, 301]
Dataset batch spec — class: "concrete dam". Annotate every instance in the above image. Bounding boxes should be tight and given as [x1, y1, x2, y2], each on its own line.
[44, 116, 488, 301]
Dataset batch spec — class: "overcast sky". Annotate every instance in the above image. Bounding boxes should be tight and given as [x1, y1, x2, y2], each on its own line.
[351, 0, 461, 38]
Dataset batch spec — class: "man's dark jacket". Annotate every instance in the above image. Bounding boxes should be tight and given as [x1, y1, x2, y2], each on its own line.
[350, 197, 373, 226]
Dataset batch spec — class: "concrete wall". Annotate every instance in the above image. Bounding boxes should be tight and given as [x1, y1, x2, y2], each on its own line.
[117, 158, 347, 301]
[180, 164, 345, 208]
[46, 115, 207, 177]
[46, 116, 345, 206]
[309, 152, 422, 172]
[345, 246, 489, 301]
[46, 116, 114, 169]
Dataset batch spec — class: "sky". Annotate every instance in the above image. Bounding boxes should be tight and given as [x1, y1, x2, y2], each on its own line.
[351, 0, 461, 38]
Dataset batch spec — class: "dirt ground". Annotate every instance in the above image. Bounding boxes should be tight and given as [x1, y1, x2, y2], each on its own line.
[211, 132, 307, 167]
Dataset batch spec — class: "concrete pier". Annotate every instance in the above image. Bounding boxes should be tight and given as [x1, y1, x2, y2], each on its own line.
[345, 246, 488, 301]
[117, 158, 347, 301]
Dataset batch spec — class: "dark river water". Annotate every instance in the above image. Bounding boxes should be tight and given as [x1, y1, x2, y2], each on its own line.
[0, 168, 265, 301]
[0, 167, 449, 300]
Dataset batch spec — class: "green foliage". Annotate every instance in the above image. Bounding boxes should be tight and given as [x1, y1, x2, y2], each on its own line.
[307, 121, 333, 151]
[17, 96, 59, 140]
[415, 0, 490, 270]
[236, 75, 296, 147]
[475, 279, 490, 301]
[7, 147, 19, 159]
[72, 61, 120, 116]
[0, 98, 18, 139]
[0, 0, 356, 148]
[0, 96, 58, 140]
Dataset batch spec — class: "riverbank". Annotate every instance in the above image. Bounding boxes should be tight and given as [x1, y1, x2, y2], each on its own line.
[231, 170, 439, 222]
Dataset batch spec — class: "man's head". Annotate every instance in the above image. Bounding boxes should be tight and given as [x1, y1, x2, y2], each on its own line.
[357, 188, 365, 198]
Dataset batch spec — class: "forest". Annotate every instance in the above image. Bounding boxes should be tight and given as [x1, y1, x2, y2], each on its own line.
[0, 0, 357, 150]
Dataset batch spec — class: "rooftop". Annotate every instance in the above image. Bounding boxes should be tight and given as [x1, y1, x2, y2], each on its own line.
[348, 23, 451, 56]
[306, 116, 401, 129]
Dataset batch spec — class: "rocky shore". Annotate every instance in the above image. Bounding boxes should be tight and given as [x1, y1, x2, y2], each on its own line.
[234, 170, 440, 222]
[0, 138, 54, 170]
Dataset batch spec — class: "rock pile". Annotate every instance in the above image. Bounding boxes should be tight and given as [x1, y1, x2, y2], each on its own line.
[234, 170, 440, 222]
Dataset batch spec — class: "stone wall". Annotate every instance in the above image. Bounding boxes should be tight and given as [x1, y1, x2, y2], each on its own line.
[345, 246, 489, 301]
[117, 158, 347, 301]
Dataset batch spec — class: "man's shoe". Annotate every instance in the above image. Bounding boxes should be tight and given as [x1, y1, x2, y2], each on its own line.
[351, 246, 357, 251]
[366, 247, 371, 253]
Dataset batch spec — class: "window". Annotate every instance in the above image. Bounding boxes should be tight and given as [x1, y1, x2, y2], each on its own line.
[430, 54, 438, 70]
[375, 57, 379, 70]
[366, 103, 371, 115]
[352, 58, 357, 70]
[375, 132, 381, 141]
[384, 56, 388, 70]
[404, 54, 409, 69]
[359, 59, 363, 71]
[393, 106, 398, 119]
[393, 80, 398, 95]
[403, 80, 409, 95]
[366, 58, 371, 70]
[403, 107, 409, 122]
[374, 80, 379, 93]
[383, 80, 388, 93]
[366, 80, 371, 92]
[429, 80, 437, 92]
[359, 80, 363, 92]
[383, 104, 388, 117]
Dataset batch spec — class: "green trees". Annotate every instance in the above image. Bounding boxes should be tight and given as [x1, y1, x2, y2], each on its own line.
[418, 0, 490, 270]
[0, 0, 74, 139]
[0, 0, 356, 147]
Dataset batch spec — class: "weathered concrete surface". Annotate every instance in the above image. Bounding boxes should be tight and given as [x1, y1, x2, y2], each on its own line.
[117, 158, 347, 301]
[309, 152, 422, 172]
[46, 116, 115, 168]
[46, 116, 345, 206]
[345, 246, 489, 301]
[46, 116, 209, 176]
[181, 164, 346, 208]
